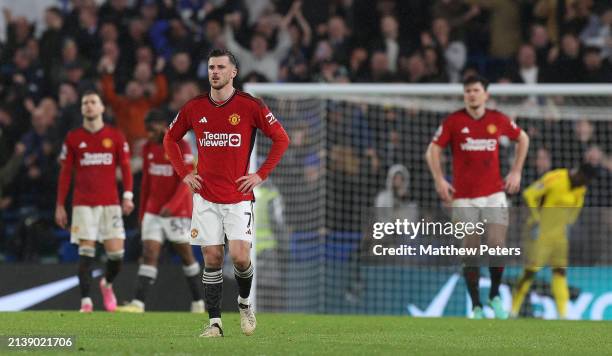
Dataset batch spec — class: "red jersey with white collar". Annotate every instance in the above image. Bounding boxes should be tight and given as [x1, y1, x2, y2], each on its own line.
[57, 125, 133, 206]
[164, 90, 290, 204]
[432, 109, 521, 199]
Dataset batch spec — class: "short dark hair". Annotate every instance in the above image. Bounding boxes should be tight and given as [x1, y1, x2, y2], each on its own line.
[81, 89, 101, 100]
[463, 75, 490, 91]
[208, 48, 238, 69]
[145, 109, 167, 125]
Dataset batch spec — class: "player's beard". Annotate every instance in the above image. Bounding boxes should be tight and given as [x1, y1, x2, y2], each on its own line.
[210, 76, 230, 90]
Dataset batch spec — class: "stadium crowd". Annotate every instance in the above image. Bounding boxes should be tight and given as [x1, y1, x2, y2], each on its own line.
[0, 0, 611, 262]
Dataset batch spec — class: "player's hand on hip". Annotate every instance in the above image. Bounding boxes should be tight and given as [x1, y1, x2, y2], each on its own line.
[236, 173, 263, 194]
[505, 170, 522, 194]
[183, 173, 203, 193]
[55, 205, 68, 229]
[122, 198, 135, 215]
[435, 178, 455, 203]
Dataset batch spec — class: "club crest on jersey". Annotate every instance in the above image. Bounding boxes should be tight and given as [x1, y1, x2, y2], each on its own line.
[191, 229, 198, 238]
[487, 124, 497, 134]
[228, 113, 241, 125]
[102, 138, 113, 148]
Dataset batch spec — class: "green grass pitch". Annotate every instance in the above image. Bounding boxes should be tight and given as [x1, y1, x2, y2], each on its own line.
[1, 312, 611, 355]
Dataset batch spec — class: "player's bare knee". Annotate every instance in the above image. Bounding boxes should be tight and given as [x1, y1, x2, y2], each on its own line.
[204, 248, 223, 268]
[230, 252, 250, 270]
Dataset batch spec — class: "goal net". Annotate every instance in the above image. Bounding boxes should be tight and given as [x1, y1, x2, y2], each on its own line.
[247, 83, 612, 320]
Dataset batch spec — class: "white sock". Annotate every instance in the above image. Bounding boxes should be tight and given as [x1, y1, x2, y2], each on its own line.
[238, 296, 250, 306]
[210, 318, 222, 327]
[81, 297, 93, 305]
[132, 300, 145, 309]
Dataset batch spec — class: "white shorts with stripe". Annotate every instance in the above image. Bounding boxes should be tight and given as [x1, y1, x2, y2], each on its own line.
[190, 195, 254, 246]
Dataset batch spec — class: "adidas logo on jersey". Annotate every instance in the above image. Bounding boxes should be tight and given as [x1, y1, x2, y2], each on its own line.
[199, 117, 208, 123]
[79, 142, 87, 148]
[461, 127, 470, 134]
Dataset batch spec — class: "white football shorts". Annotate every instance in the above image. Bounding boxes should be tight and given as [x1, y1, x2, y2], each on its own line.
[71, 205, 126, 243]
[142, 213, 191, 244]
[190, 194, 254, 246]
[452, 191, 509, 226]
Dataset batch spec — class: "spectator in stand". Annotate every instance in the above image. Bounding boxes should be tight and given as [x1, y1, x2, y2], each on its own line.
[165, 51, 195, 84]
[325, 16, 353, 65]
[39, 7, 66, 84]
[431, 17, 466, 82]
[279, 1, 313, 83]
[365, 51, 395, 82]
[466, 0, 521, 59]
[3, 46, 45, 101]
[1, 10, 34, 63]
[370, 15, 402, 74]
[150, 18, 194, 60]
[99, 55, 168, 146]
[75, 6, 102, 63]
[223, 9, 292, 82]
[581, 46, 612, 82]
[545, 33, 584, 82]
[12, 107, 59, 212]
[580, 6, 612, 60]
[508, 44, 544, 84]
[398, 52, 429, 83]
[348, 47, 369, 82]
[529, 23, 553, 67]
[432, 0, 481, 41]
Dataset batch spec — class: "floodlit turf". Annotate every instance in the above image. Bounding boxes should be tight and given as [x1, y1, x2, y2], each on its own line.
[0, 312, 611, 355]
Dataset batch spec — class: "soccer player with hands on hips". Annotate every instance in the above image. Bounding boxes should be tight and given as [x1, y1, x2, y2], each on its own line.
[116, 110, 204, 314]
[425, 75, 529, 319]
[164, 49, 290, 337]
[55, 90, 134, 313]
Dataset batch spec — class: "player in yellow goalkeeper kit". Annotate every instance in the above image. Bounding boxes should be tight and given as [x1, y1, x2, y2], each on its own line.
[511, 163, 597, 319]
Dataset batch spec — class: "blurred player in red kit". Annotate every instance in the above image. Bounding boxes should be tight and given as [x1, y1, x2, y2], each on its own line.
[55, 90, 134, 313]
[426, 75, 529, 319]
[116, 110, 204, 313]
[164, 49, 290, 337]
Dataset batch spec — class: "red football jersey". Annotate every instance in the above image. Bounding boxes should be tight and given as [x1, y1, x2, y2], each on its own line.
[139, 139, 193, 221]
[432, 109, 522, 199]
[164, 90, 290, 204]
[57, 125, 133, 206]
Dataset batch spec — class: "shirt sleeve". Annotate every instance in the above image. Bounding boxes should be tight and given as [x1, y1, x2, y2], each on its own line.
[500, 113, 522, 141]
[163, 107, 193, 179]
[431, 118, 452, 148]
[56, 135, 75, 206]
[116, 131, 133, 193]
[252, 100, 290, 180]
